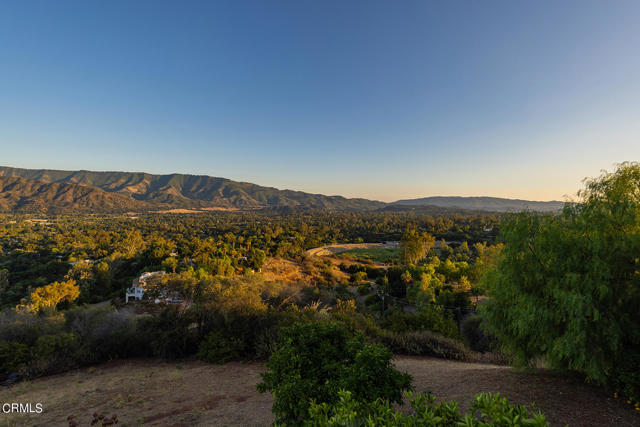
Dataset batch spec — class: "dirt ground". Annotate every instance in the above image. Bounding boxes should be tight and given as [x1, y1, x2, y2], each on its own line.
[1, 357, 638, 426]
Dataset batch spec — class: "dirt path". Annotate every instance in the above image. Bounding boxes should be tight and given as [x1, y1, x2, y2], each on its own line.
[1, 357, 637, 426]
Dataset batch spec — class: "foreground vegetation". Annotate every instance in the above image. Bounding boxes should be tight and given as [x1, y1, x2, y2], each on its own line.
[482, 162, 640, 404]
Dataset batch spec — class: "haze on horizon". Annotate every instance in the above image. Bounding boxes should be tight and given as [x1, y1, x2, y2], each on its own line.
[1, 0, 639, 203]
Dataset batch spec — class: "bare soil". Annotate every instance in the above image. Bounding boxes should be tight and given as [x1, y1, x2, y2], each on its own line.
[1, 357, 637, 426]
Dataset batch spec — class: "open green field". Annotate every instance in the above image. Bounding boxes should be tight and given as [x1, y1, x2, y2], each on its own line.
[338, 247, 401, 263]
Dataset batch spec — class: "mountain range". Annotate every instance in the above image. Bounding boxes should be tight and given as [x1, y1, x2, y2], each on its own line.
[392, 196, 563, 213]
[0, 166, 564, 214]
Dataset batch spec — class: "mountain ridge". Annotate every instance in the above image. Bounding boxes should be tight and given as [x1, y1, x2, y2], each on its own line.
[0, 166, 384, 212]
[0, 166, 565, 213]
[0, 176, 152, 213]
[391, 196, 564, 213]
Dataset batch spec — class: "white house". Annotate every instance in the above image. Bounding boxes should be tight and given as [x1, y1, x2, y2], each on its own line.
[125, 271, 165, 303]
[125, 285, 145, 303]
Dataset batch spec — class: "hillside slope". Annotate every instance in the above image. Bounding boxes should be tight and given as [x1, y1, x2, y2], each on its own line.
[391, 196, 564, 213]
[0, 176, 150, 213]
[0, 166, 565, 214]
[0, 166, 384, 211]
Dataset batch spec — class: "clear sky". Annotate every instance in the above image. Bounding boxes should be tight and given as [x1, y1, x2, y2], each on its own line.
[1, 0, 639, 202]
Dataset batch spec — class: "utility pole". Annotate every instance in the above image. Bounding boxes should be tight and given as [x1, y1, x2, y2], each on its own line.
[378, 290, 386, 319]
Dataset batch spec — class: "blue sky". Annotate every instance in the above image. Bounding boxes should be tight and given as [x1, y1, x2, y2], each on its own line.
[1, 0, 639, 202]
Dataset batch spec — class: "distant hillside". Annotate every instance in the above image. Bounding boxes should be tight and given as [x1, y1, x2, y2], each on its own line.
[391, 196, 564, 213]
[377, 204, 501, 216]
[0, 176, 150, 213]
[0, 166, 384, 212]
[0, 166, 565, 214]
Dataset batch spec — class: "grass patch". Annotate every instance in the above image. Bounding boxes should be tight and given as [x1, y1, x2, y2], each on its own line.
[338, 248, 401, 263]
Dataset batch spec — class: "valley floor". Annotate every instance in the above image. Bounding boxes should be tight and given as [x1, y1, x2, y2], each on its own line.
[1, 357, 637, 426]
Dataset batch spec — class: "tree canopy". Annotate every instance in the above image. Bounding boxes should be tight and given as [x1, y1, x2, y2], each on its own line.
[400, 228, 435, 265]
[482, 162, 640, 398]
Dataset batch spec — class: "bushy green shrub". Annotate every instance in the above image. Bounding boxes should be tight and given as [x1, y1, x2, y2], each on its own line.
[351, 271, 368, 284]
[26, 332, 81, 377]
[198, 330, 245, 364]
[91, 310, 150, 360]
[330, 310, 380, 339]
[380, 307, 459, 338]
[253, 326, 281, 360]
[32, 333, 78, 360]
[196, 308, 304, 361]
[333, 283, 354, 302]
[304, 390, 548, 426]
[63, 305, 149, 362]
[357, 282, 372, 295]
[0, 340, 31, 374]
[257, 321, 412, 425]
[378, 329, 469, 361]
[460, 314, 494, 353]
[610, 351, 640, 404]
[435, 289, 471, 309]
[137, 308, 197, 359]
[364, 292, 380, 307]
[0, 310, 62, 343]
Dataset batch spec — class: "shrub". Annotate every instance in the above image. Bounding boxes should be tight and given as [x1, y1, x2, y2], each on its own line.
[27, 333, 81, 377]
[351, 271, 367, 284]
[435, 289, 471, 309]
[460, 314, 494, 353]
[0, 310, 62, 344]
[32, 333, 78, 360]
[380, 307, 460, 338]
[198, 330, 245, 364]
[253, 327, 281, 360]
[610, 351, 640, 404]
[377, 329, 469, 361]
[330, 310, 381, 339]
[364, 293, 380, 307]
[0, 340, 31, 374]
[332, 283, 354, 302]
[195, 308, 306, 363]
[257, 321, 412, 425]
[137, 308, 197, 359]
[90, 310, 149, 361]
[305, 390, 548, 426]
[357, 282, 372, 295]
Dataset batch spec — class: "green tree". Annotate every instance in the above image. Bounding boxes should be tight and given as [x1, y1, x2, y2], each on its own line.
[248, 247, 266, 271]
[400, 228, 435, 265]
[162, 256, 179, 273]
[257, 321, 412, 425]
[66, 262, 95, 303]
[26, 279, 80, 314]
[481, 162, 640, 400]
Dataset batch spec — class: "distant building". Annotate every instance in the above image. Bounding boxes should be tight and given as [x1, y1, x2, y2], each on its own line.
[125, 271, 165, 303]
